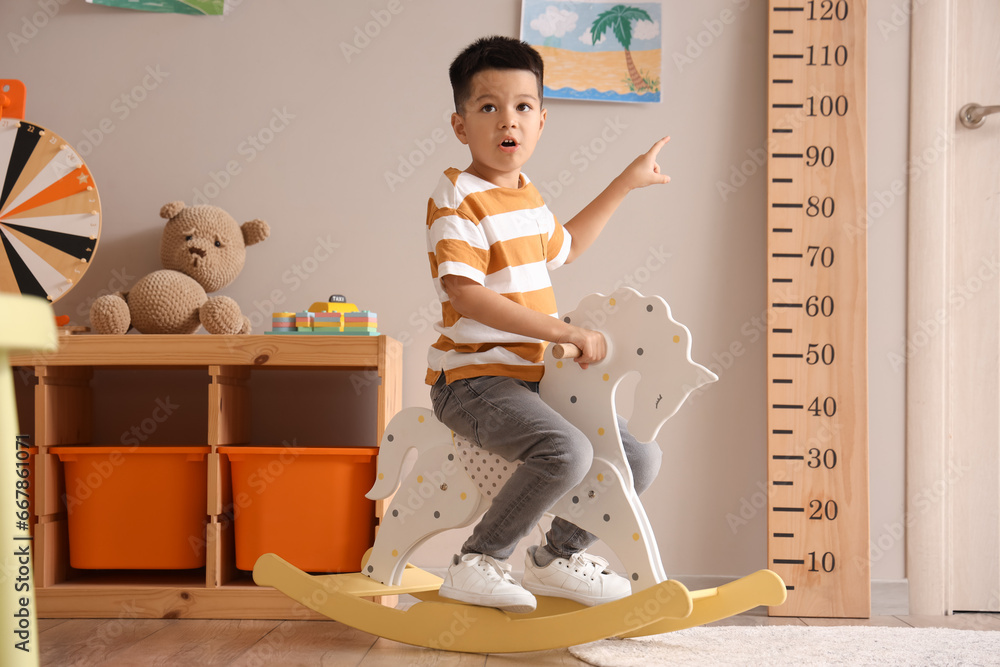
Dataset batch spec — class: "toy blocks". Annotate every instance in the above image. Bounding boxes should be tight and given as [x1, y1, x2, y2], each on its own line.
[294, 311, 313, 330]
[343, 311, 377, 335]
[272, 312, 296, 332]
[313, 311, 343, 331]
[268, 295, 378, 336]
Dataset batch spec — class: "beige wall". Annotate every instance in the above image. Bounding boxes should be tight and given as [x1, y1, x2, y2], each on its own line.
[2, 0, 909, 580]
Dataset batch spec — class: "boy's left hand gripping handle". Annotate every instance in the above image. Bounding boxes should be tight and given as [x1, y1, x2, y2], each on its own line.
[551, 343, 582, 359]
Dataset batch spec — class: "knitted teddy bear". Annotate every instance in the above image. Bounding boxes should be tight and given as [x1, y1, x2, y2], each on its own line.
[89, 201, 270, 335]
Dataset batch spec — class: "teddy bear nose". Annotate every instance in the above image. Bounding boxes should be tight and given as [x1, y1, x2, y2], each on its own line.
[189, 247, 207, 258]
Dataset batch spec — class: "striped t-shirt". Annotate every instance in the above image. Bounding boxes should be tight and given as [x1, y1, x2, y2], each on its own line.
[425, 168, 572, 384]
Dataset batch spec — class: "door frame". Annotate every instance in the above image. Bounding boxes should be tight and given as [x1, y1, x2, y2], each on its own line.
[906, 0, 956, 616]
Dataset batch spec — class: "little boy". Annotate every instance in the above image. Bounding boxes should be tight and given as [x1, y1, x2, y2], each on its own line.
[426, 35, 670, 613]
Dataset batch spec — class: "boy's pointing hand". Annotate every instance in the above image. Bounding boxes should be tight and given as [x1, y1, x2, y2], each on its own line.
[618, 136, 671, 191]
[560, 135, 671, 262]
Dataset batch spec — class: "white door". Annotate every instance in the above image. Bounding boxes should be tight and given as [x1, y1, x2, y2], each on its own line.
[949, 0, 1000, 614]
[908, 0, 1000, 614]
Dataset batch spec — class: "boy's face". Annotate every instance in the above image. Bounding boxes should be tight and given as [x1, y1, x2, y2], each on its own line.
[451, 68, 546, 189]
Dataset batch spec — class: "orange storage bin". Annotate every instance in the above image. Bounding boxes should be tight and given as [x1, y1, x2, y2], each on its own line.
[221, 446, 378, 572]
[52, 446, 209, 569]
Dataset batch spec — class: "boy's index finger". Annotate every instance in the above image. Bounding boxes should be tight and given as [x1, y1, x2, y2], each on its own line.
[647, 136, 670, 159]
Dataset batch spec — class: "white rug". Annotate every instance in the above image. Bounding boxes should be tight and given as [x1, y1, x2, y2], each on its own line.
[568, 625, 1000, 667]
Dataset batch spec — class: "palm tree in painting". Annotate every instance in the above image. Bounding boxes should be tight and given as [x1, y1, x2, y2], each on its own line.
[590, 4, 652, 93]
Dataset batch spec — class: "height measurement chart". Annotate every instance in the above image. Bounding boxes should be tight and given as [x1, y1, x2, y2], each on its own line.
[766, 1, 869, 617]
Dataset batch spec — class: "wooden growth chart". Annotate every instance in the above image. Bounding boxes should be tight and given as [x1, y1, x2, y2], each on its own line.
[766, 0, 869, 618]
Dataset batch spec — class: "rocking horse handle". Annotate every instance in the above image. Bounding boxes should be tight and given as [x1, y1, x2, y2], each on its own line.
[551, 343, 582, 359]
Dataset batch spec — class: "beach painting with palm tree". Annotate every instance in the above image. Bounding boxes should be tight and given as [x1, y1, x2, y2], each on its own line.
[520, 0, 662, 103]
[85, 0, 227, 13]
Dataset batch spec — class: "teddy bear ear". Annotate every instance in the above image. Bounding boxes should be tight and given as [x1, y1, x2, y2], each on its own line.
[160, 201, 186, 220]
[241, 219, 270, 246]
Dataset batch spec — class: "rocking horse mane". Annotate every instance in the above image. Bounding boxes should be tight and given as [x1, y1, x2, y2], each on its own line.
[544, 286, 718, 446]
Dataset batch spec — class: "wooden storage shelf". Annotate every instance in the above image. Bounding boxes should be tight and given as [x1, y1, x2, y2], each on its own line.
[10, 334, 402, 619]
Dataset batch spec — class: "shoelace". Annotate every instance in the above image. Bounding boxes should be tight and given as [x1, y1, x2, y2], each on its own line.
[466, 553, 517, 583]
[564, 551, 612, 579]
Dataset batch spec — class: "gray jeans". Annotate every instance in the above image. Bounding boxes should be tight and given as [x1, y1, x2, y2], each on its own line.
[430, 374, 662, 561]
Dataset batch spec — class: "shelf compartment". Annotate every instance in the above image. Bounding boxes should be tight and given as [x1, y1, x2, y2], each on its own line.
[12, 365, 35, 443]
[91, 368, 210, 447]
[37, 366, 92, 447]
[243, 368, 379, 449]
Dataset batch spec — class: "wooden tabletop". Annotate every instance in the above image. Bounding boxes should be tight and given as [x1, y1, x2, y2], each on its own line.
[9, 334, 399, 369]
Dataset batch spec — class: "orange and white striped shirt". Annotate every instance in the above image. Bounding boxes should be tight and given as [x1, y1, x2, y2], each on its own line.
[425, 168, 572, 384]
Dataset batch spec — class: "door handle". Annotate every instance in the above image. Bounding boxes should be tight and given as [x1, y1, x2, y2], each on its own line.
[959, 103, 1000, 129]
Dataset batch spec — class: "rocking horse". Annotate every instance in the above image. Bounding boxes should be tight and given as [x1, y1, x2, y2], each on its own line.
[253, 287, 786, 653]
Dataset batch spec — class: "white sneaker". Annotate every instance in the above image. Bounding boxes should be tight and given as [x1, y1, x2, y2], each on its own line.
[438, 553, 537, 613]
[522, 545, 632, 606]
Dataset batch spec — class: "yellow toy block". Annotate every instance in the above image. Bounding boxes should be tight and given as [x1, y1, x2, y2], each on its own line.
[309, 300, 358, 315]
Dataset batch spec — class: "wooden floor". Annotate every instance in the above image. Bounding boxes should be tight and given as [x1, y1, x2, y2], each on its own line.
[37, 607, 1000, 666]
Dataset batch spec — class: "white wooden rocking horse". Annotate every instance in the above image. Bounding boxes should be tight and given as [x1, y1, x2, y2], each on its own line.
[254, 287, 786, 653]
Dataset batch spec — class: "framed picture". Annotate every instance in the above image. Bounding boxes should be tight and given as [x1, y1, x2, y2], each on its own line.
[85, 0, 229, 15]
[520, 0, 662, 103]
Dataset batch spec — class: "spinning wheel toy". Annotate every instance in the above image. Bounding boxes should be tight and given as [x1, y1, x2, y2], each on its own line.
[0, 80, 101, 303]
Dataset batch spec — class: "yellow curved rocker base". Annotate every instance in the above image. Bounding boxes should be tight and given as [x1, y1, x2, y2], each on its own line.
[619, 568, 787, 637]
[253, 553, 787, 653]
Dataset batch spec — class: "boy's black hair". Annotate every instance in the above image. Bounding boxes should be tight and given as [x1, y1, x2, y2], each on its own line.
[449, 35, 544, 113]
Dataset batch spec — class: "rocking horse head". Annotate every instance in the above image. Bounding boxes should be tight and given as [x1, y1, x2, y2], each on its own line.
[546, 287, 718, 444]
